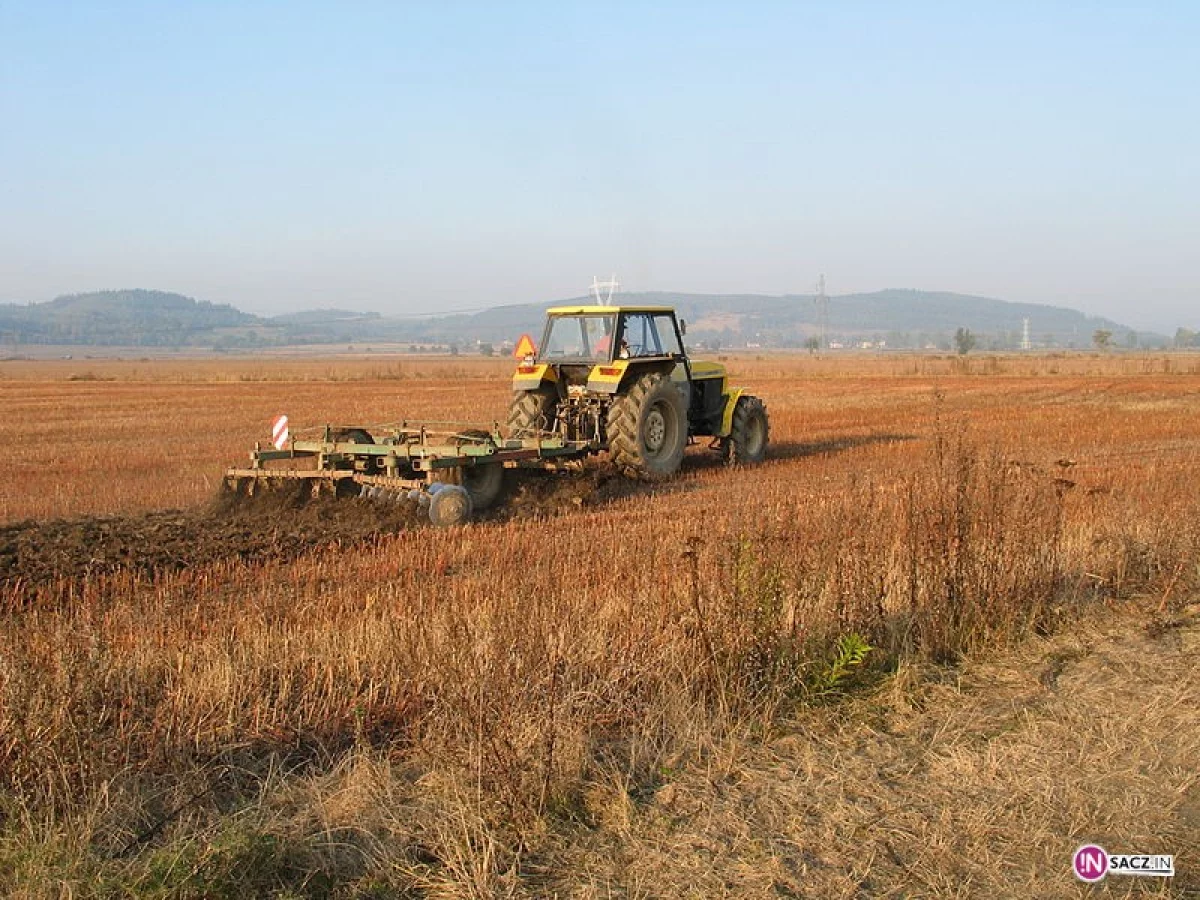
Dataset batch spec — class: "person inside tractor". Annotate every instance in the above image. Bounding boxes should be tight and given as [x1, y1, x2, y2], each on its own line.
[597, 330, 630, 358]
[592, 321, 627, 358]
[593, 315, 655, 359]
[620, 314, 658, 358]
[585, 316, 616, 358]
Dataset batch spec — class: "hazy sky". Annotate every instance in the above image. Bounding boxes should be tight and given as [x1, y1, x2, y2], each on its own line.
[1, 2, 1197, 332]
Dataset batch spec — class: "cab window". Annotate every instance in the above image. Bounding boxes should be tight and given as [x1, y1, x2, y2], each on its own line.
[653, 315, 683, 356]
[618, 313, 682, 358]
[541, 314, 615, 360]
[620, 314, 662, 357]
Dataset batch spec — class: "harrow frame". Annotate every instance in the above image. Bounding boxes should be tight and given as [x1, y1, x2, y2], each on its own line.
[224, 422, 596, 525]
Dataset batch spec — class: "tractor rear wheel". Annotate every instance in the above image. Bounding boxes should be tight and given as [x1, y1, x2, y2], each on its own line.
[606, 371, 687, 480]
[507, 387, 558, 436]
[724, 395, 769, 465]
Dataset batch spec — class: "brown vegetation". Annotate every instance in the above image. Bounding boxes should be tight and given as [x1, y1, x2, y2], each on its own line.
[1, 352, 1197, 897]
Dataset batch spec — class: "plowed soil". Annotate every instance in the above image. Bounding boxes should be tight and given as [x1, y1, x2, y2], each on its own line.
[0, 466, 644, 596]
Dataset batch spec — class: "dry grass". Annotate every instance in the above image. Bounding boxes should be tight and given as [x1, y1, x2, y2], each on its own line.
[1, 351, 1198, 897]
[550, 603, 1199, 898]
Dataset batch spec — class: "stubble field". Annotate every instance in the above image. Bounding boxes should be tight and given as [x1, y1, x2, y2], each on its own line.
[1, 352, 1197, 898]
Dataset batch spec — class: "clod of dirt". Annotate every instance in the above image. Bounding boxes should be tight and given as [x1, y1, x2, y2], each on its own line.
[2, 438, 736, 602]
[497, 467, 632, 519]
[1, 484, 424, 598]
[1, 467, 652, 599]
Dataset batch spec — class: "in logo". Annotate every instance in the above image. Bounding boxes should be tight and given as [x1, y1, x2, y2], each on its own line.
[1073, 844, 1174, 882]
[1074, 845, 1109, 883]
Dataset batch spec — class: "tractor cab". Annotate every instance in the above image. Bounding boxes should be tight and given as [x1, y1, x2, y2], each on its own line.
[531, 306, 685, 363]
[519, 305, 708, 389]
[509, 304, 767, 479]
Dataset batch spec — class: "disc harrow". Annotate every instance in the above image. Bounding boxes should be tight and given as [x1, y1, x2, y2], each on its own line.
[225, 421, 594, 526]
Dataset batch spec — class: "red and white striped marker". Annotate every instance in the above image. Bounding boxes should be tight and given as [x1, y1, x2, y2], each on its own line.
[271, 414, 289, 450]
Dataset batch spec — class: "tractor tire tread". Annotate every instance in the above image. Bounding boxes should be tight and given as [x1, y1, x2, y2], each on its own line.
[725, 394, 769, 465]
[606, 371, 687, 480]
[507, 388, 557, 435]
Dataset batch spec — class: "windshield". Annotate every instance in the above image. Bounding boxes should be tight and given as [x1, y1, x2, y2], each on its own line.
[540, 314, 616, 361]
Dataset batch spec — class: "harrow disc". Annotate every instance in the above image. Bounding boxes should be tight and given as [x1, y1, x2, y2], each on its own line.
[428, 484, 472, 527]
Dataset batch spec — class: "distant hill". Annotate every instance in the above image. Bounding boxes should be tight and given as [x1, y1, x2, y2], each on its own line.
[415, 290, 1151, 350]
[0, 288, 1161, 351]
[0, 290, 258, 347]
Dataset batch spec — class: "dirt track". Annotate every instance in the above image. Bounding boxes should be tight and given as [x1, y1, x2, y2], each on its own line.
[0, 466, 640, 595]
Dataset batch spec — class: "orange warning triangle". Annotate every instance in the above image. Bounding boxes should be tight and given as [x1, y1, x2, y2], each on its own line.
[513, 334, 537, 358]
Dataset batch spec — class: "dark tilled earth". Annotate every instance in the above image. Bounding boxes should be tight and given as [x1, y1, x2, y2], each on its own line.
[0, 466, 659, 596]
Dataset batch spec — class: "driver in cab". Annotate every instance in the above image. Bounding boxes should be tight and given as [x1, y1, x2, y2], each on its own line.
[594, 331, 631, 358]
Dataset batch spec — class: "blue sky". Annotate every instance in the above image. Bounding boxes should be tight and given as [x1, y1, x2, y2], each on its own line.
[1, 1, 1197, 331]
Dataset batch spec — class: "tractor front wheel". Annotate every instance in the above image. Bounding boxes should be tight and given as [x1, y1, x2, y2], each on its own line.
[724, 395, 769, 465]
[606, 372, 688, 480]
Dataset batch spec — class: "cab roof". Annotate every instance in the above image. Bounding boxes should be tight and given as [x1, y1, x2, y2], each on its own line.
[545, 305, 677, 316]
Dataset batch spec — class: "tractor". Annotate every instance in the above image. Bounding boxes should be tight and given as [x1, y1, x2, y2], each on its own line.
[507, 304, 769, 479]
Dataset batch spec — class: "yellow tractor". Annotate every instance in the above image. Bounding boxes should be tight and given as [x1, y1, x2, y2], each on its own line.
[508, 304, 769, 479]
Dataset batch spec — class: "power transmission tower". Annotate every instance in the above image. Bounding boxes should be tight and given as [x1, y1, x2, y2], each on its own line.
[1021, 317, 1032, 351]
[814, 274, 828, 349]
[590, 274, 620, 306]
